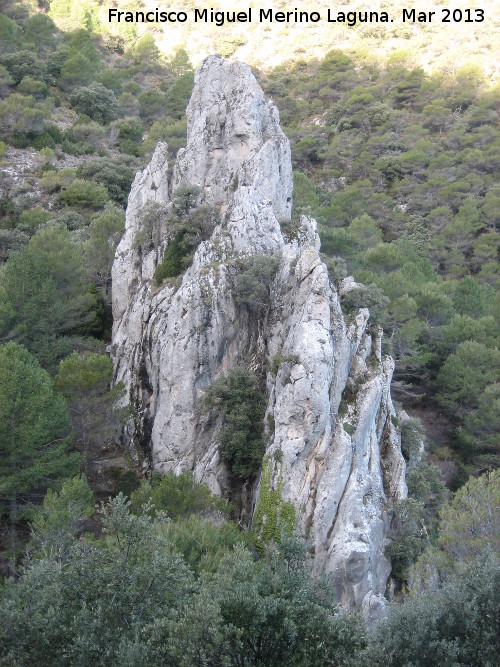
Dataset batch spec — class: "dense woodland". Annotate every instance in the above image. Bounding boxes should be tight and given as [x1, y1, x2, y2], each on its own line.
[0, 1, 499, 665]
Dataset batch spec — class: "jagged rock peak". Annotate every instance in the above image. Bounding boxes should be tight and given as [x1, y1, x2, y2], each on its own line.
[111, 55, 407, 626]
[173, 55, 292, 223]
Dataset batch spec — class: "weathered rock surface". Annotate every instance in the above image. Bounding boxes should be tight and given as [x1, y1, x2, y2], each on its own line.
[111, 55, 406, 622]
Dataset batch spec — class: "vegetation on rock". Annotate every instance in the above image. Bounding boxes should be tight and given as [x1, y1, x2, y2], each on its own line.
[204, 369, 266, 480]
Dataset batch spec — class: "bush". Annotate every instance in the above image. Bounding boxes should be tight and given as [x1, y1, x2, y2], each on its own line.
[17, 207, 51, 234]
[60, 137, 94, 155]
[155, 202, 217, 284]
[235, 254, 281, 311]
[1, 50, 44, 84]
[0, 222, 99, 371]
[204, 368, 266, 480]
[112, 117, 143, 155]
[160, 515, 248, 575]
[0, 342, 79, 524]
[341, 283, 390, 325]
[59, 179, 109, 209]
[0, 228, 28, 261]
[363, 552, 500, 666]
[130, 472, 230, 521]
[400, 418, 424, 463]
[76, 157, 139, 205]
[17, 76, 47, 100]
[69, 83, 118, 124]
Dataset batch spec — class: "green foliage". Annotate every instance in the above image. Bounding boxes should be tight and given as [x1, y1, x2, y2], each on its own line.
[0, 493, 364, 666]
[59, 178, 109, 209]
[343, 422, 355, 436]
[407, 462, 448, 518]
[159, 514, 248, 575]
[76, 157, 139, 205]
[0, 13, 19, 50]
[341, 283, 390, 325]
[69, 83, 118, 124]
[154, 199, 216, 285]
[410, 469, 499, 596]
[166, 71, 194, 119]
[235, 254, 281, 311]
[0, 92, 53, 144]
[140, 118, 187, 159]
[130, 472, 230, 522]
[438, 470, 500, 562]
[39, 166, 76, 194]
[292, 171, 320, 217]
[0, 228, 28, 262]
[362, 551, 500, 667]
[0, 495, 194, 666]
[400, 418, 424, 463]
[22, 14, 57, 53]
[29, 476, 94, 557]
[17, 206, 51, 234]
[0, 343, 79, 523]
[452, 276, 489, 318]
[168, 537, 364, 667]
[55, 352, 127, 475]
[17, 76, 48, 99]
[436, 341, 500, 415]
[112, 117, 143, 155]
[0, 222, 99, 371]
[204, 368, 266, 480]
[83, 203, 124, 305]
[138, 87, 167, 122]
[1, 50, 45, 84]
[386, 498, 428, 581]
[132, 34, 161, 72]
[388, 413, 448, 581]
[252, 457, 295, 549]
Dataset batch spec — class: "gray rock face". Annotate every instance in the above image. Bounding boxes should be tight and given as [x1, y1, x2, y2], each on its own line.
[111, 55, 406, 622]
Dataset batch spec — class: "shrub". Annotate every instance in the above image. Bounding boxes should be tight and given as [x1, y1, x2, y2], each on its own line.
[364, 552, 500, 666]
[69, 83, 118, 124]
[204, 369, 266, 480]
[17, 207, 51, 234]
[17, 76, 47, 100]
[400, 418, 425, 463]
[160, 515, 248, 575]
[112, 117, 143, 155]
[76, 156, 139, 205]
[59, 179, 109, 209]
[0, 228, 28, 261]
[0, 342, 79, 524]
[341, 283, 390, 325]
[1, 50, 44, 84]
[130, 471, 230, 521]
[235, 254, 281, 311]
[40, 167, 76, 194]
[155, 202, 217, 284]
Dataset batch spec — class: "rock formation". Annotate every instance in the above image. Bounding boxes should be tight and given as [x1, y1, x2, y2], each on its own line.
[111, 55, 407, 622]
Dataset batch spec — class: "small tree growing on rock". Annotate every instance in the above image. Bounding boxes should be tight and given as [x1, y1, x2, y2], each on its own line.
[204, 368, 266, 481]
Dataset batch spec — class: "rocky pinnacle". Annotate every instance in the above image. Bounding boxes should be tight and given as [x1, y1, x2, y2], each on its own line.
[111, 55, 407, 624]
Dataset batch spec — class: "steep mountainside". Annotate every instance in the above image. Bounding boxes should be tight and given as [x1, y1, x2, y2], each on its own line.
[112, 56, 406, 621]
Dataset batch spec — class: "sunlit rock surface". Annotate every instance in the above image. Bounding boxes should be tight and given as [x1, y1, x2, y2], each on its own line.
[111, 55, 406, 622]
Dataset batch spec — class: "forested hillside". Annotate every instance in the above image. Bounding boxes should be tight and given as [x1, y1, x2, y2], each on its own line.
[0, 1, 499, 664]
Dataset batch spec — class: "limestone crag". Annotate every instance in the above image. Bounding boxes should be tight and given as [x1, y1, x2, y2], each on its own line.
[111, 55, 406, 620]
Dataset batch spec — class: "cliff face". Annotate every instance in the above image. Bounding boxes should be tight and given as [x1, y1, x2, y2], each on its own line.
[111, 55, 406, 621]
